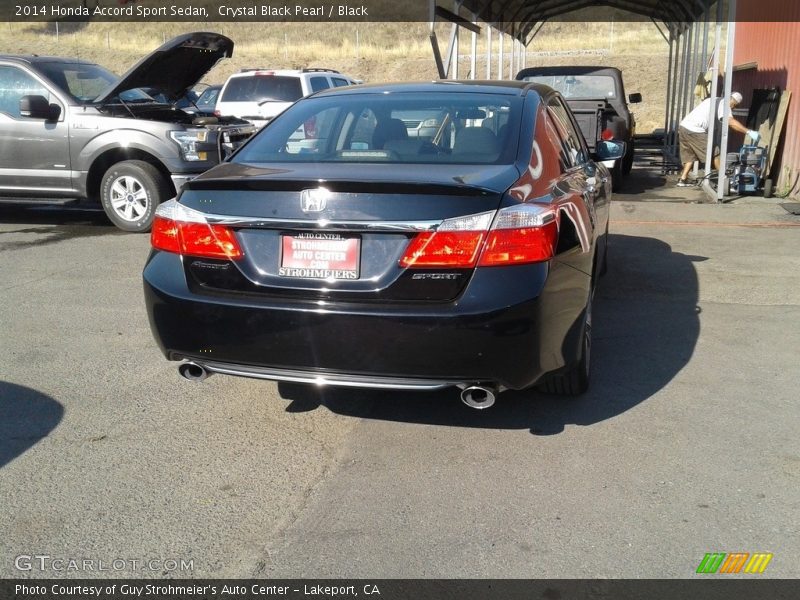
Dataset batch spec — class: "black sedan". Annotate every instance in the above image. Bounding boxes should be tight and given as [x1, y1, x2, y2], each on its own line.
[143, 81, 623, 409]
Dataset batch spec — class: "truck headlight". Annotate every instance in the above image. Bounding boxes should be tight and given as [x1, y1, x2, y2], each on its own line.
[169, 129, 209, 161]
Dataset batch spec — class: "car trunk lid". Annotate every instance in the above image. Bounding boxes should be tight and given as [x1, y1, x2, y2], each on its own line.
[174, 162, 520, 302]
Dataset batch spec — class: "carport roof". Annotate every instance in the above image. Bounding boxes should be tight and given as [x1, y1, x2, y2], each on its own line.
[454, 0, 710, 41]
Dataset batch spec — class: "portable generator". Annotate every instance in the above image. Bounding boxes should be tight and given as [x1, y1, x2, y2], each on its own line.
[727, 144, 769, 195]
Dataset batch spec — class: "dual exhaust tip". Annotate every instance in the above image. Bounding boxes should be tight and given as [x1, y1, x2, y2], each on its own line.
[177, 363, 498, 409]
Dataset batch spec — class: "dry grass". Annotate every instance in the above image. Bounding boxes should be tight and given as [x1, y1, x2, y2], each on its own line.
[0, 19, 724, 132]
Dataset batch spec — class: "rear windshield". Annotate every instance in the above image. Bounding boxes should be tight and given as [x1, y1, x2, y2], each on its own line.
[233, 92, 522, 165]
[521, 74, 616, 99]
[221, 75, 303, 103]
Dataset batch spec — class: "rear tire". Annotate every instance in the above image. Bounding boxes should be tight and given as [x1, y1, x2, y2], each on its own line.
[622, 138, 635, 174]
[763, 178, 774, 198]
[100, 160, 170, 232]
[611, 161, 623, 192]
[539, 293, 592, 396]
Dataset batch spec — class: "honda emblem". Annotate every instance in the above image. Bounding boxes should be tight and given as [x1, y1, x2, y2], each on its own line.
[300, 187, 330, 213]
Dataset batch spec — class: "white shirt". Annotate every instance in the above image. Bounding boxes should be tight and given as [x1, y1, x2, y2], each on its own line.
[680, 98, 731, 133]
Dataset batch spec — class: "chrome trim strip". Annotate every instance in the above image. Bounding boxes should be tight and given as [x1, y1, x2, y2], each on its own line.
[0, 185, 76, 193]
[202, 214, 442, 232]
[190, 360, 464, 391]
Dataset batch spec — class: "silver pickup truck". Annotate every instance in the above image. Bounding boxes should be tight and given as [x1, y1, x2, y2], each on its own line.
[0, 32, 255, 231]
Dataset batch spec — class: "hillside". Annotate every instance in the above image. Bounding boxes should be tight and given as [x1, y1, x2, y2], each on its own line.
[0, 20, 677, 132]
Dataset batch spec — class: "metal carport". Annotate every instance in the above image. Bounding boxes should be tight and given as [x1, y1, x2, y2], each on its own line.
[428, 0, 740, 201]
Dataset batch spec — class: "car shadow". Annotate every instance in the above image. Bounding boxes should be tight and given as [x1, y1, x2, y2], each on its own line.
[278, 233, 705, 435]
[0, 381, 64, 468]
[0, 204, 119, 250]
[614, 146, 669, 196]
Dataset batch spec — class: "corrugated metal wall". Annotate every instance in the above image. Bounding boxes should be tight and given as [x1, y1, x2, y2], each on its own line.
[733, 6, 800, 194]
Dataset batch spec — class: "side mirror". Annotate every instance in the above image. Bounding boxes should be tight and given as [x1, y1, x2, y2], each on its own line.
[628, 92, 642, 104]
[594, 140, 626, 161]
[19, 95, 60, 121]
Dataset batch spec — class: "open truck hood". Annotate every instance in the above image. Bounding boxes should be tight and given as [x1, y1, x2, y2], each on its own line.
[94, 32, 233, 104]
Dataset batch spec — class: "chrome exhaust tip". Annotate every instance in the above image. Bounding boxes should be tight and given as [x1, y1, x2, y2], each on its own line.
[178, 362, 211, 382]
[460, 385, 497, 409]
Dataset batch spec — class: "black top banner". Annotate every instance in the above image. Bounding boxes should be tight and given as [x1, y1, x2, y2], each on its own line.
[2, 0, 798, 23]
[2, 579, 799, 600]
[6, 0, 430, 22]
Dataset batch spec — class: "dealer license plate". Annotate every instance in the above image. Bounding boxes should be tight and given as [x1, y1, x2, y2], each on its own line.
[279, 233, 360, 280]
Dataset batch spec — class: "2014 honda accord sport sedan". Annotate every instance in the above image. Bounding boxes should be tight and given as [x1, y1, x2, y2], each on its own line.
[143, 81, 623, 408]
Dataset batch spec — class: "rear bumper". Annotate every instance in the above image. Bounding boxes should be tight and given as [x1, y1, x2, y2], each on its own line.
[182, 360, 468, 391]
[143, 253, 589, 391]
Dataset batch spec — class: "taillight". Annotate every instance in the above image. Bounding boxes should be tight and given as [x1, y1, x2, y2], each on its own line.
[399, 211, 494, 268]
[150, 200, 244, 260]
[151, 214, 181, 254]
[478, 204, 557, 266]
[399, 205, 556, 269]
[601, 128, 614, 141]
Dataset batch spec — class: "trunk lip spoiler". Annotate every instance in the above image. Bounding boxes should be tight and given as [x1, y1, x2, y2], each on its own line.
[200, 213, 446, 233]
[158, 199, 445, 232]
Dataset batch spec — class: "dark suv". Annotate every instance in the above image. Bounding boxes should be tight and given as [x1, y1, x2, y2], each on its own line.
[0, 32, 255, 231]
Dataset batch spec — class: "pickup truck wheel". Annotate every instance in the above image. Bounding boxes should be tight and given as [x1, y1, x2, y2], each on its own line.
[611, 161, 623, 191]
[100, 160, 169, 232]
[622, 139, 635, 174]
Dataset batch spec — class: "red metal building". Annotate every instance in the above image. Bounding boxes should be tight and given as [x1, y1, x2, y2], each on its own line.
[733, 3, 800, 194]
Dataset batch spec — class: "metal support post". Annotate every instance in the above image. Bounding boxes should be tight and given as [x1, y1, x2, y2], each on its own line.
[498, 29, 504, 80]
[667, 31, 680, 159]
[718, 5, 737, 201]
[663, 28, 675, 168]
[509, 30, 516, 79]
[522, 38, 527, 69]
[443, 23, 458, 77]
[452, 2, 460, 79]
[667, 30, 683, 159]
[470, 12, 477, 79]
[428, 0, 446, 80]
[679, 22, 695, 137]
[675, 27, 691, 143]
[678, 29, 692, 147]
[688, 20, 701, 110]
[486, 25, 492, 79]
[702, 0, 725, 200]
[700, 0, 710, 94]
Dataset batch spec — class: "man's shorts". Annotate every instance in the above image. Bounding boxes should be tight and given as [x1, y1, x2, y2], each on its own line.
[679, 126, 719, 164]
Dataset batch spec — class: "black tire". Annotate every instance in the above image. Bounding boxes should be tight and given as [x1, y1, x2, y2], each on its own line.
[539, 293, 592, 396]
[763, 178, 774, 198]
[100, 160, 170, 232]
[622, 138, 635, 175]
[611, 161, 623, 192]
